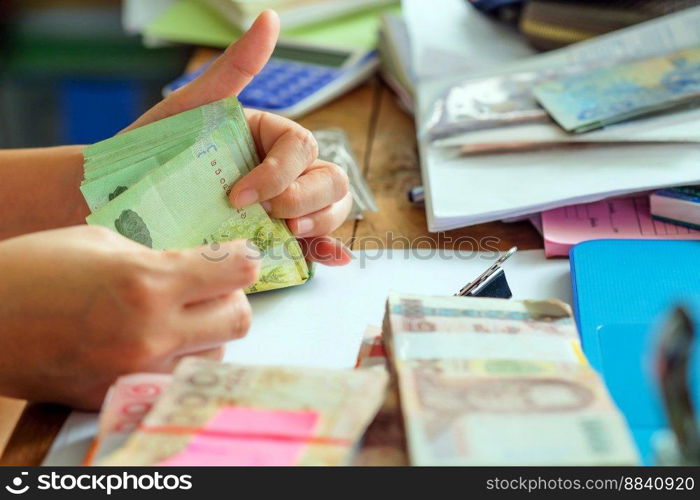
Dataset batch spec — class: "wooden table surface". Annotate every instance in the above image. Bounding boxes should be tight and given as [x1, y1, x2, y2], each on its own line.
[0, 53, 542, 466]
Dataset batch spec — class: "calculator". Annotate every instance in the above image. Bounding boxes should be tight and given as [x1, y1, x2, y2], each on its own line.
[164, 45, 379, 119]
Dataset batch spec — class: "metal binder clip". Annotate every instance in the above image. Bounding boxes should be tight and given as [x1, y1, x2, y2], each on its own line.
[456, 246, 517, 299]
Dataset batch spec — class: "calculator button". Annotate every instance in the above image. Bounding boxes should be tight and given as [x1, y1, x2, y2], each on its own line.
[238, 59, 343, 110]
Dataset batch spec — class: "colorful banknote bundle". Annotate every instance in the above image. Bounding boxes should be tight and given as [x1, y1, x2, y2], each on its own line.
[383, 292, 640, 465]
[80, 97, 310, 293]
[85, 373, 172, 465]
[99, 358, 388, 466]
[352, 326, 409, 466]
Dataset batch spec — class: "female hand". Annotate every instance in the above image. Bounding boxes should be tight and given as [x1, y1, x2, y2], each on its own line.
[127, 10, 353, 266]
[0, 226, 259, 409]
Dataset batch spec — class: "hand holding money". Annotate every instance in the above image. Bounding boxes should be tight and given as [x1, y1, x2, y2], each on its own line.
[0, 10, 355, 409]
[125, 10, 352, 266]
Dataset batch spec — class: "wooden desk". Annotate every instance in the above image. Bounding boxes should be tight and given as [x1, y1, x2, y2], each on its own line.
[1, 62, 542, 466]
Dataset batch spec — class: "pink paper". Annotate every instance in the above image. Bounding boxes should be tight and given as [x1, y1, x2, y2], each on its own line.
[159, 407, 319, 466]
[541, 196, 700, 258]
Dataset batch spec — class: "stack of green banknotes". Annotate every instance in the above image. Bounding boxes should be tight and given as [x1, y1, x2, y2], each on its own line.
[81, 97, 310, 293]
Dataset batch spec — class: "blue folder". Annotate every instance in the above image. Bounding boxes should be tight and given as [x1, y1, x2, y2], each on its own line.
[570, 239, 700, 464]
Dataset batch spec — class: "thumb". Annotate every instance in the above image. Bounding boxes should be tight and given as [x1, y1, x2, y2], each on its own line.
[178, 9, 280, 105]
[175, 239, 262, 303]
[126, 10, 280, 130]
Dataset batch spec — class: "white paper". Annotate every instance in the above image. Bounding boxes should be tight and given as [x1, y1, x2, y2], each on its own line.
[403, 0, 535, 80]
[43, 249, 571, 465]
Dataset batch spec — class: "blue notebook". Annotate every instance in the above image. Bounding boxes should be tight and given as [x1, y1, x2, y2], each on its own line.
[570, 239, 700, 464]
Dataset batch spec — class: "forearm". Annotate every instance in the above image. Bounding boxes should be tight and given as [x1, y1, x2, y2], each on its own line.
[0, 146, 89, 240]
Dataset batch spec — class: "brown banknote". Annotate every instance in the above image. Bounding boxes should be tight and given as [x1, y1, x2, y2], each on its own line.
[352, 326, 408, 466]
[100, 358, 387, 466]
[383, 293, 639, 465]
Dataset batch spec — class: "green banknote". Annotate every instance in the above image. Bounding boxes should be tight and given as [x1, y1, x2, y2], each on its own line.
[81, 97, 310, 293]
[534, 46, 700, 133]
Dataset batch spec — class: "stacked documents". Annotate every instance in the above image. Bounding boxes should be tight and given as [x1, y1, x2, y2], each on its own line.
[99, 358, 387, 466]
[540, 196, 700, 258]
[383, 292, 640, 465]
[403, 0, 700, 230]
[201, 0, 396, 30]
[128, 0, 395, 51]
[81, 97, 310, 293]
[378, 13, 415, 112]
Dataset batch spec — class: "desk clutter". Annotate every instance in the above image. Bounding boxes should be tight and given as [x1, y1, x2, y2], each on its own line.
[36, 1, 700, 467]
[79, 292, 644, 466]
[382, 0, 700, 233]
[47, 245, 694, 466]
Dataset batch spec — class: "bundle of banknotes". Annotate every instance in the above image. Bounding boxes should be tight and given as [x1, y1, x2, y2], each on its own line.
[534, 46, 700, 133]
[383, 292, 640, 465]
[94, 358, 388, 466]
[80, 97, 309, 293]
[352, 326, 409, 466]
[86, 330, 401, 467]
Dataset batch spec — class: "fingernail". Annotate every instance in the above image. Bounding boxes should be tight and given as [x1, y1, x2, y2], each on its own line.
[260, 200, 272, 213]
[234, 188, 258, 208]
[295, 217, 314, 235]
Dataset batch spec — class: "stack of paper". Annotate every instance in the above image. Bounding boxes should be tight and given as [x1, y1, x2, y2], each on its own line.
[403, 0, 700, 231]
[378, 13, 415, 112]
[129, 0, 397, 51]
[540, 196, 700, 258]
[201, 0, 396, 30]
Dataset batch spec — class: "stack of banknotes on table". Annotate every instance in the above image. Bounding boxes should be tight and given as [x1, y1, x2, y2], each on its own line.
[85, 292, 640, 466]
[92, 359, 388, 466]
[383, 292, 640, 465]
[80, 97, 310, 293]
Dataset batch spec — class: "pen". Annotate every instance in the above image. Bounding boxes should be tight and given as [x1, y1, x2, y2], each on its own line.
[407, 185, 424, 204]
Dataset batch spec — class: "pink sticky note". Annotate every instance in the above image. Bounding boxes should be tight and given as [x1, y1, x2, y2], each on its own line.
[541, 196, 700, 258]
[159, 407, 319, 466]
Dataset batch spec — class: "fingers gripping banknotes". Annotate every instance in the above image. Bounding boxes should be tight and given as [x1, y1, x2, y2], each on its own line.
[81, 98, 309, 293]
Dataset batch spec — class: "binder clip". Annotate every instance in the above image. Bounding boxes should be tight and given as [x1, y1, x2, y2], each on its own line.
[653, 305, 700, 466]
[455, 246, 516, 299]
